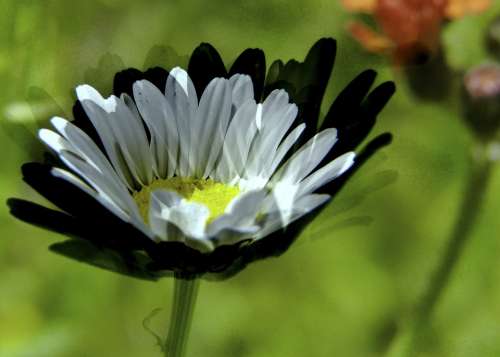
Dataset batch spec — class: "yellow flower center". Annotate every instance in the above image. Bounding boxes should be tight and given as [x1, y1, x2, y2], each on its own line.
[133, 177, 240, 224]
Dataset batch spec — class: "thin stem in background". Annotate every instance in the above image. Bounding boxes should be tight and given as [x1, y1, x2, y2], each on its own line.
[387, 144, 494, 357]
[164, 275, 200, 357]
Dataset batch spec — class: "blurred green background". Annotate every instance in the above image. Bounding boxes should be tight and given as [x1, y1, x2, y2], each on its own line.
[2, 0, 500, 356]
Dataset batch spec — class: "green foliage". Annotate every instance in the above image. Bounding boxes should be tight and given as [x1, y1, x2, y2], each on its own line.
[1, 1, 500, 356]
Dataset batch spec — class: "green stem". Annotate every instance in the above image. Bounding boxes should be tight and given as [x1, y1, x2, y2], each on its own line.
[164, 274, 200, 357]
[387, 145, 494, 357]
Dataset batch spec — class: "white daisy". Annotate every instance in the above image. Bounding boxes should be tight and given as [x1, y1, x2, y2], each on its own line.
[38, 67, 355, 253]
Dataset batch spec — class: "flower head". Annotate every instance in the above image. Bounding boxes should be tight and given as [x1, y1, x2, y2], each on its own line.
[9, 39, 395, 279]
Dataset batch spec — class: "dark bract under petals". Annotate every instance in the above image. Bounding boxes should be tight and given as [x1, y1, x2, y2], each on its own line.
[188, 43, 228, 97]
[8, 38, 395, 281]
[229, 48, 266, 101]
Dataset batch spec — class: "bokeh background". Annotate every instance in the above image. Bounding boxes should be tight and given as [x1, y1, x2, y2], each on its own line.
[2, 0, 500, 356]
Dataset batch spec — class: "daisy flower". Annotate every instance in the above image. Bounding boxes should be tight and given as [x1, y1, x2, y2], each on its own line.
[9, 38, 395, 280]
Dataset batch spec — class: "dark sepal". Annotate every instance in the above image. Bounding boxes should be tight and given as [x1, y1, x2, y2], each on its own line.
[113, 68, 143, 97]
[42, 150, 65, 168]
[144, 67, 170, 94]
[318, 133, 393, 197]
[323, 80, 395, 161]
[7, 198, 88, 239]
[8, 197, 162, 281]
[294, 38, 337, 138]
[146, 241, 205, 276]
[321, 69, 378, 131]
[113, 67, 169, 98]
[264, 38, 337, 140]
[146, 239, 248, 278]
[264, 59, 284, 91]
[50, 239, 164, 281]
[21, 162, 154, 250]
[229, 48, 266, 101]
[188, 43, 228, 97]
[22, 162, 100, 218]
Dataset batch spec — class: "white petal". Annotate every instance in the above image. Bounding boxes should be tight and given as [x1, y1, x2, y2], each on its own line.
[293, 193, 331, 213]
[168, 67, 190, 95]
[225, 189, 266, 217]
[76, 87, 137, 188]
[165, 67, 198, 177]
[229, 74, 254, 109]
[150, 190, 209, 240]
[39, 128, 127, 202]
[50, 117, 120, 180]
[244, 91, 298, 179]
[262, 123, 305, 181]
[213, 99, 258, 182]
[297, 152, 355, 196]
[192, 77, 232, 178]
[237, 176, 269, 191]
[270, 181, 300, 225]
[150, 190, 216, 252]
[109, 96, 153, 186]
[255, 103, 263, 130]
[39, 128, 72, 153]
[151, 190, 183, 208]
[261, 89, 290, 119]
[168, 201, 209, 239]
[207, 190, 266, 236]
[51, 167, 153, 239]
[272, 128, 338, 184]
[255, 194, 330, 239]
[58, 150, 139, 217]
[76, 84, 116, 112]
[51, 167, 129, 222]
[133, 80, 179, 178]
[149, 191, 183, 241]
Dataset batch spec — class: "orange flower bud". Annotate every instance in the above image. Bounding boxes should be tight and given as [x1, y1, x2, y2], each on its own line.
[342, 0, 492, 65]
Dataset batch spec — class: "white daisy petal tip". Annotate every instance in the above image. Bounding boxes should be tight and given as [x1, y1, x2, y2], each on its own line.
[322, 127, 338, 140]
[38, 127, 52, 141]
[38, 128, 64, 152]
[168, 66, 190, 94]
[132, 79, 153, 93]
[76, 84, 117, 112]
[339, 152, 356, 175]
[50, 116, 69, 131]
